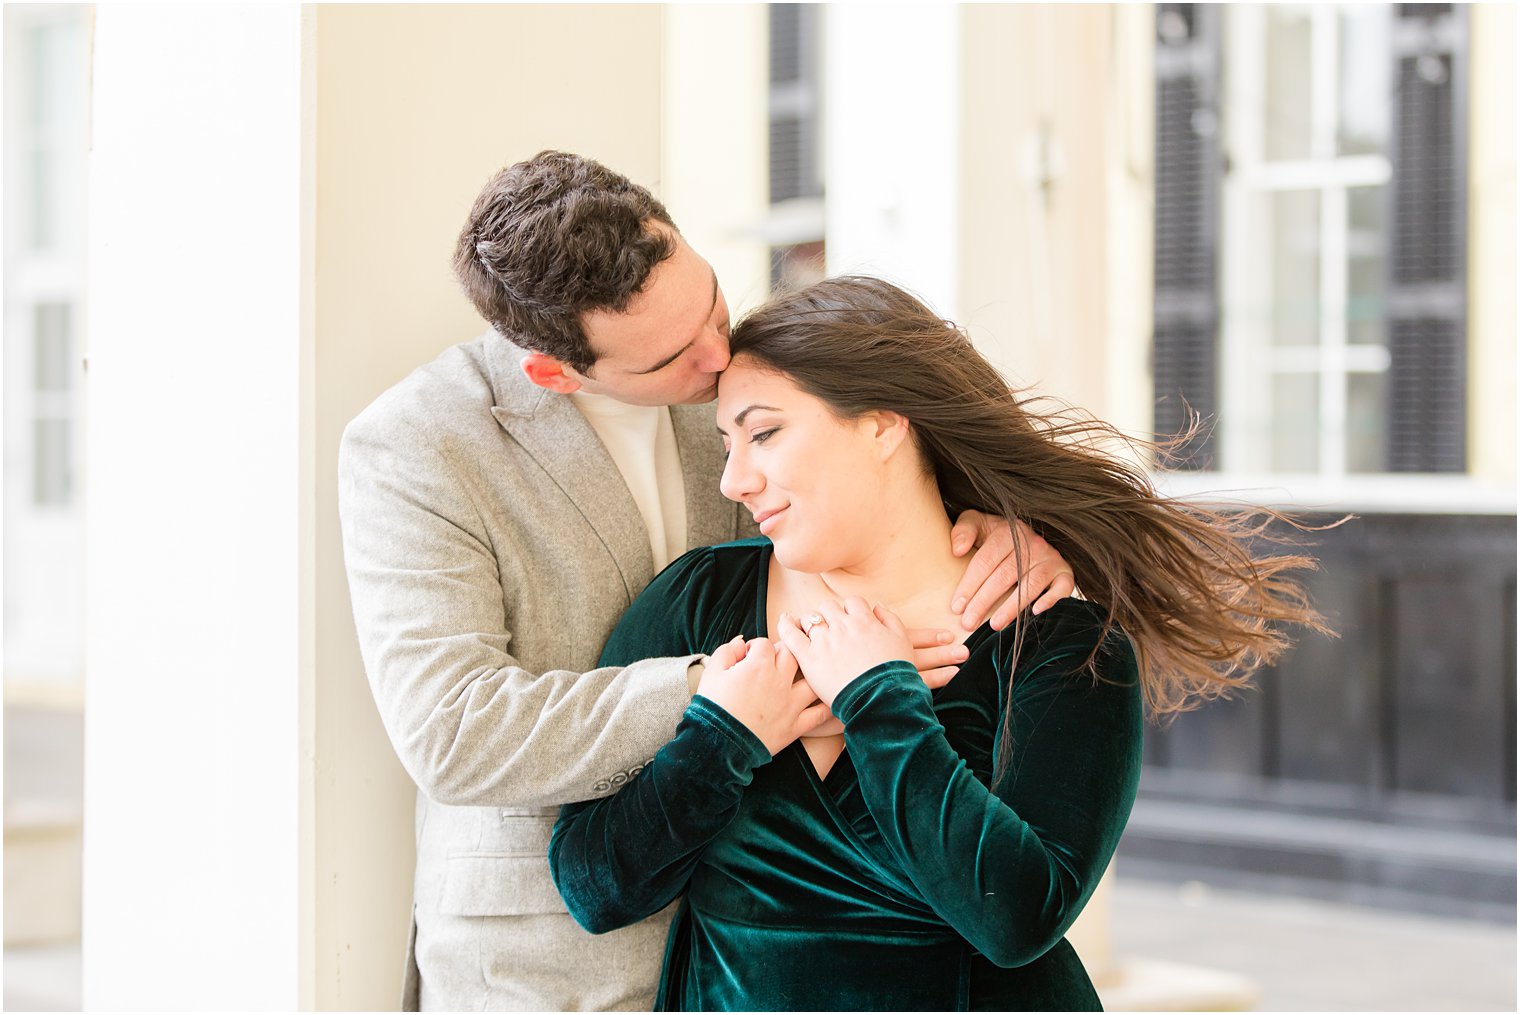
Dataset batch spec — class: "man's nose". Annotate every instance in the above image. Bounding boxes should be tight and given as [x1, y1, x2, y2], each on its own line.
[698, 328, 731, 373]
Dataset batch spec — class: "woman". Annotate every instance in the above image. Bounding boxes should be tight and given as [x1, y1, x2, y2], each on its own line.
[550, 276, 1325, 1010]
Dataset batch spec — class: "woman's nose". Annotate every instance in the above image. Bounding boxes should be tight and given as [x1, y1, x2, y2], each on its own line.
[719, 447, 758, 503]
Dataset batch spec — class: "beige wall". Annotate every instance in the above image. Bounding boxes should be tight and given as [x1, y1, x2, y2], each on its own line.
[1468, 3, 1517, 482]
[958, 5, 1127, 421]
[661, 4, 772, 317]
[311, 5, 666, 1008]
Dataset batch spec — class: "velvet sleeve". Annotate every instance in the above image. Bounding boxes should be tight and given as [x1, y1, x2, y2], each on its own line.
[550, 545, 769, 934]
[831, 601, 1143, 968]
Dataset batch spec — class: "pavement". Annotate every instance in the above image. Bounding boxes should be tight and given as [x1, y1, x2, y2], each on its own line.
[1109, 876, 1517, 1012]
[5, 706, 1515, 1012]
[6, 877, 1513, 1011]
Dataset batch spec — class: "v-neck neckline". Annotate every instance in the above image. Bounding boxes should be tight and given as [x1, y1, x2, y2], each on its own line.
[748, 539, 1001, 798]
[751, 542, 853, 792]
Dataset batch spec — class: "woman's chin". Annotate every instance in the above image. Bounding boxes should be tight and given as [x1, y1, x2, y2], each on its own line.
[770, 541, 824, 574]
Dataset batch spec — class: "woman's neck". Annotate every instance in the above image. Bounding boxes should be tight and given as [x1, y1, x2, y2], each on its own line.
[808, 481, 971, 631]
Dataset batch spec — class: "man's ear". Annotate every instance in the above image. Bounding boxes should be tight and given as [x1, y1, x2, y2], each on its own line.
[521, 353, 583, 394]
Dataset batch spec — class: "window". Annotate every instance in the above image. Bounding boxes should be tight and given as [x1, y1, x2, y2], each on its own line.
[766, 3, 826, 290]
[1153, 3, 1467, 478]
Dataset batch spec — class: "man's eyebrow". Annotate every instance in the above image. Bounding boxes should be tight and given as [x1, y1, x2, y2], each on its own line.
[717, 404, 783, 433]
[633, 269, 722, 376]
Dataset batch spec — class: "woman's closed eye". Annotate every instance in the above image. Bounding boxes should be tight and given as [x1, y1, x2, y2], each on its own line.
[751, 427, 779, 445]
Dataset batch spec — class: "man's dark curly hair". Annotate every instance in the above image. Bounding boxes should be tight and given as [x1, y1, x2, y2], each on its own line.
[452, 151, 678, 374]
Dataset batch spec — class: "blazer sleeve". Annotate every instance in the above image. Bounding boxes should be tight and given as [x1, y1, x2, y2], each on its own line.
[338, 408, 698, 810]
[830, 601, 1144, 968]
[551, 546, 770, 934]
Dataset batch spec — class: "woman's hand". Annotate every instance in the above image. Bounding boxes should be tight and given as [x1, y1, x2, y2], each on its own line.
[950, 511, 1076, 630]
[777, 598, 915, 707]
[696, 635, 834, 756]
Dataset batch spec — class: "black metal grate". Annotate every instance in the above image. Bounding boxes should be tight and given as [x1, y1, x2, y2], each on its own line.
[1393, 57, 1458, 285]
[1386, 8, 1467, 472]
[1152, 4, 1221, 470]
[1387, 318, 1466, 472]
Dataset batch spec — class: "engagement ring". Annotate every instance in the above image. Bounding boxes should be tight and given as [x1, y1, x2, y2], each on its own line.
[801, 613, 827, 636]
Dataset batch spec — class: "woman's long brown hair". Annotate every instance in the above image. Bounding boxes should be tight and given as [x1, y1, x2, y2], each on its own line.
[729, 276, 1331, 749]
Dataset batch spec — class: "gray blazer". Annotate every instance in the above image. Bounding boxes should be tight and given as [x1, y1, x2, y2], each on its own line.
[338, 333, 751, 1010]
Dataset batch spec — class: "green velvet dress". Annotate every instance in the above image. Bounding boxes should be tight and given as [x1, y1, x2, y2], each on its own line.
[551, 538, 1143, 1011]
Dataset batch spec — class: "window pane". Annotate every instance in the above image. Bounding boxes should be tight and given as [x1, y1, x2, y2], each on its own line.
[1347, 184, 1386, 345]
[1338, 6, 1393, 157]
[33, 418, 74, 507]
[1346, 371, 1388, 474]
[1270, 189, 1321, 347]
[1271, 372, 1320, 472]
[34, 302, 73, 392]
[1264, 6, 1314, 161]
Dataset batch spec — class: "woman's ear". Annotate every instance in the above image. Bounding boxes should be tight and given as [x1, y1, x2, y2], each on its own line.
[521, 353, 583, 394]
[865, 410, 912, 462]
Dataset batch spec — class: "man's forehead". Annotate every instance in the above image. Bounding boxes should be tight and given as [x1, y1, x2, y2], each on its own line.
[587, 256, 719, 371]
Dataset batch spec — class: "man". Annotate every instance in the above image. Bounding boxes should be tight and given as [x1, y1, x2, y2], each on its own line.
[339, 151, 1072, 1011]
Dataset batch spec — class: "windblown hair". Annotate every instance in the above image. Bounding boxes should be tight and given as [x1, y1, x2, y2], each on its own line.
[452, 150, 677, 374]
[729, 275, 1331, 728]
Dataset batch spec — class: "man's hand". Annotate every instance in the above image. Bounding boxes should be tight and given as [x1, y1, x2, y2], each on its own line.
[950, 511, 1076, 631]
[696, 636, 833, 756]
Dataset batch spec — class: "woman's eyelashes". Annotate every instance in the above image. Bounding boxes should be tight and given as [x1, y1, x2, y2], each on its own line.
[720, 427, 779, 459]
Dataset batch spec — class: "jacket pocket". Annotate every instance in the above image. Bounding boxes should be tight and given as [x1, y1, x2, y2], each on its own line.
[438, 801, 568, 917]
[438, 851, 569, 916]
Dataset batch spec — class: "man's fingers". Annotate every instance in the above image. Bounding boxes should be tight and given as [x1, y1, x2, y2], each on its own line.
[1031, 570, 1077, 616]
[950, 508, 990, 557]
[958, 553, 1023, 631]
[950, 535, 1015, 619]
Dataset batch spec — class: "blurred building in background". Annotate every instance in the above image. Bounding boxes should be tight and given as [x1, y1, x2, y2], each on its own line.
[1139, 2, 1515, 924]
[3, 3, 1513, 1010]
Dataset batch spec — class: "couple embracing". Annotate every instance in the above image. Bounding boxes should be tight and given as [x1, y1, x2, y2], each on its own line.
[340, 151, 1322, 1011]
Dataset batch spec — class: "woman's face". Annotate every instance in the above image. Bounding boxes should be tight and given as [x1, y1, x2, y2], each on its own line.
[716, 355, 892, 573]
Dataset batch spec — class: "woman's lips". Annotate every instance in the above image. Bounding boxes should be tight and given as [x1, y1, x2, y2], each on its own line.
[754, 506, 787, 536]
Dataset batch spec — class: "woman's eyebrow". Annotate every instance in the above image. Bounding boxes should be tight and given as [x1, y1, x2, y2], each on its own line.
[716, 404, 783, 433]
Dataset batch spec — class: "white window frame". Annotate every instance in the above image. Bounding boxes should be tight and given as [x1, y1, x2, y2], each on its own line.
[1157, 3, 1512, 517]
[1219, 3, 1392, 480]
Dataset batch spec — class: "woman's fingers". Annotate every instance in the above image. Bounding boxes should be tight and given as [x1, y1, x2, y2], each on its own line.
[795, 699, 835, 734]
[872, 603, 909, 638]
[918, 665, 959, 689]
[775, 612, 811, 661]
[709, 634, 748, 671]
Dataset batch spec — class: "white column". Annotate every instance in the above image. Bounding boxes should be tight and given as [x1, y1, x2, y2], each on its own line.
[823, 4, 960, 319]
[83, 5, 310, 1009]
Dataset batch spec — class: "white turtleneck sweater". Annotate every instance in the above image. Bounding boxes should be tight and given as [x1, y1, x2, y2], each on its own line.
[569, 391, 688, 572]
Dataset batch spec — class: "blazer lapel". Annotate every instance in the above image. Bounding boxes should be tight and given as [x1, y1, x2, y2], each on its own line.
[484, 335, 655, 601]
[671, 401, 744, 552]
